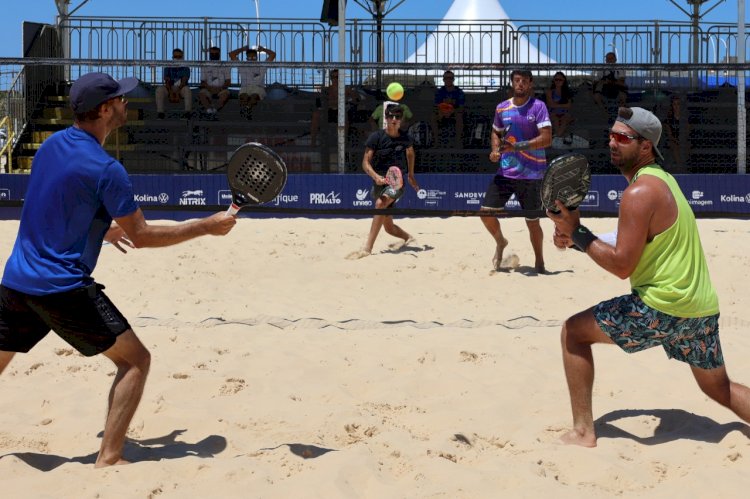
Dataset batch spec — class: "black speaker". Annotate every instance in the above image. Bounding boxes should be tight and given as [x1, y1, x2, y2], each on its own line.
[320, 0, 347, 26]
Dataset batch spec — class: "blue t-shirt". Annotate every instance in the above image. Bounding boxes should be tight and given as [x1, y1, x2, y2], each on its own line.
[434, 86, 465, 108]
[2, 127, 139, 295]
[492, 97, 551, 180]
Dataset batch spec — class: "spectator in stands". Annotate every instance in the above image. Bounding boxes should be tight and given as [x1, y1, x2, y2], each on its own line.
[370, 99, 413, 131]
[432, 70, 465, 147]
[664, 93, 691, 171]
[593, 51, 628, 113]
[198, 46, 231, 117]
[310, 69, 361, 145]
[545, 71, 575, 141]
[229, 44, 276, 119]
[483, 69, 552, 274]
[348, 104, 419, 259]
[0, 72, 236, 467]
[155, 48, 192, 120]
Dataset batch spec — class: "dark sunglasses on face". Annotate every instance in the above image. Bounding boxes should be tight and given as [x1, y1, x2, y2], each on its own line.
[609, 130, 640, 145]
[386, 114, 403, 120]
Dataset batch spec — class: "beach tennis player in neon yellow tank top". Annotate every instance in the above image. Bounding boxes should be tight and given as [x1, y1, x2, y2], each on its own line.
[547, 106, 750, 448]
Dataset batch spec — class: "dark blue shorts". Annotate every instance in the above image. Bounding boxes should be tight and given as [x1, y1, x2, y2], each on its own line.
[0, 283, 131, 357]
[593, 293, 723, 369]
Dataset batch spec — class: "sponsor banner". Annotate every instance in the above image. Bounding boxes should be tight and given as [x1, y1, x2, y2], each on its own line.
[4, 173, 750, 216]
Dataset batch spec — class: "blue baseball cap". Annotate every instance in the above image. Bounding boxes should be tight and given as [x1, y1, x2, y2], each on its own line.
[69, 72, 139, 113]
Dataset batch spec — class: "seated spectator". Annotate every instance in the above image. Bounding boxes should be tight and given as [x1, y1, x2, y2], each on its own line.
[370, 99, 413, 131]
[229, 44, 276, 118]
[155, 48, 192, 120]
[431, 70, 465, 147]
[593, 51, 628, 112]
[310, 69, 361, 145]
[545, 71, 574, 139]
[198, 46, 231, 117]
[664, 93, 691, 171]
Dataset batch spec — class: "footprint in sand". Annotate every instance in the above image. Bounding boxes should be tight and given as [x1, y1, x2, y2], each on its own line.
[219, 378, 246, 395]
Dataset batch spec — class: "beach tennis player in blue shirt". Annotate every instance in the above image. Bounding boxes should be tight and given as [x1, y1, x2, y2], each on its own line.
[0, 72, 236, 467]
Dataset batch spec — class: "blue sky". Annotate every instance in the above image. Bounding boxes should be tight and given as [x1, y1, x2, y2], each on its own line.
[1, 0, 747, 57]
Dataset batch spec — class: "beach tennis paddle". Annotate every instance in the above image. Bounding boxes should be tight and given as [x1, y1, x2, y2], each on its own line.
[499, 124, 512, 147]
[226, 142, 288, 215]
[541, 153, 591, 214]
[385, 166, 403, 190]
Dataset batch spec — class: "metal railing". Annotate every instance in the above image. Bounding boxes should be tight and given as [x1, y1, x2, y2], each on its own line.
[0, 116, 13, 172]
[55, 17, 749, 88]
[0, 16, 747, 175]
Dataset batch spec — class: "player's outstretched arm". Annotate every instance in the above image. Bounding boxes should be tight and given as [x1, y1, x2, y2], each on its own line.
[115, 209, 236, 249]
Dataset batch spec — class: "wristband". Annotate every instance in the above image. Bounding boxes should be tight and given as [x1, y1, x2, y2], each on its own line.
[513, 140, 531, 151]
[571, 225, 598, 252]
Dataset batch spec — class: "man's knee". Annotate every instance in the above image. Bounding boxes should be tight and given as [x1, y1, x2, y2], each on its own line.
[107, 330, 152, 373]
[562, 309, 605, 346]
[693, 366, 731, 404]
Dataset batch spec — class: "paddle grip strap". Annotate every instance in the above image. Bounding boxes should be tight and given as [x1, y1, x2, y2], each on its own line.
[513, 140, 531, 151]
[571, 225, 597, 251]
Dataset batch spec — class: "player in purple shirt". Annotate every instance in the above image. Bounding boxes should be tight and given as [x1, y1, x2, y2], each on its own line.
[482, 70, 552, 273]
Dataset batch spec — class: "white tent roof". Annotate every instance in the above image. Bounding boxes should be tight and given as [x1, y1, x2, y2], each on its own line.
[406, 0, 555, 67]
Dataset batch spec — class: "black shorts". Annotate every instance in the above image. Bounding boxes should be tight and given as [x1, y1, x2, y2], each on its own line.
[482, 175, 543, 218]
[0, 283, 131, 357]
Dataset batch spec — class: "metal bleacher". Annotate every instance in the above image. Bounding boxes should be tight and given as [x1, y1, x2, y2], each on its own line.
[2, 15, 748, 175]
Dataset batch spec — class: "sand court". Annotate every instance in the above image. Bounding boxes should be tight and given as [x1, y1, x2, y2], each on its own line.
[1, 216, 750, 497]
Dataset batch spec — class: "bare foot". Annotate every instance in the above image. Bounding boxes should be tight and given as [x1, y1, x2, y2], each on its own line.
[559, 428, 597, 448]
[492, 238, 509, 271]
[535, 263, 546, 274]
[95, 457, 131, 468]
[388, 236, 415, 251]
[345, 249, 371, 260]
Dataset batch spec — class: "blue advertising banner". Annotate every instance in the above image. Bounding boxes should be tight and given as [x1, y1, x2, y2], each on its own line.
[3, 173, 750, 219]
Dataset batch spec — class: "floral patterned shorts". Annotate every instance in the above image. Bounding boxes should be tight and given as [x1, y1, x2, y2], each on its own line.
[593, 294, 723, 369]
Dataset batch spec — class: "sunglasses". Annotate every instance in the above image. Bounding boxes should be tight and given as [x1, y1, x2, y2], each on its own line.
[173, 54, 184, 59]
[554, 78, 564, 82]
[609, 130, 640, 145]
[386, 114, 403, 120]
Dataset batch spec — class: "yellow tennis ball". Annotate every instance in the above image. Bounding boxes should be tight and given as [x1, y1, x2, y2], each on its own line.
[386, 82, 404, 101]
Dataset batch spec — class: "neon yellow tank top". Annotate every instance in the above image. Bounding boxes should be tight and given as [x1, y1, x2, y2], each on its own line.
[629, 165, 719, 317]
